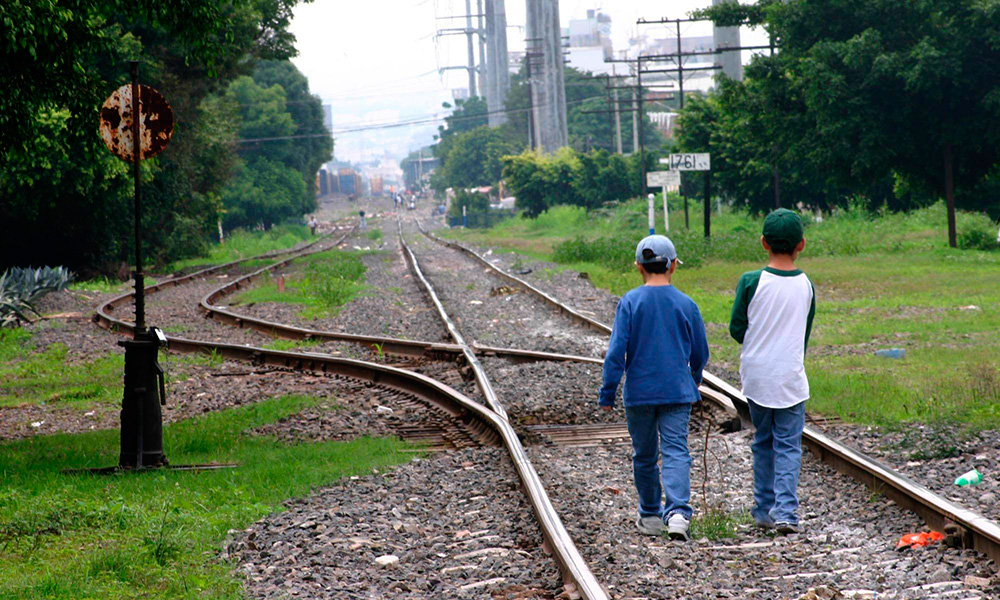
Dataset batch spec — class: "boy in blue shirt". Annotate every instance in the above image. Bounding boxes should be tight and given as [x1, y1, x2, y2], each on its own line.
[599, 235, 710, 540]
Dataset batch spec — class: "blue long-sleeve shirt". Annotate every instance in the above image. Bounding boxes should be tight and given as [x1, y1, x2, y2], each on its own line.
[599, 285, 709, 407]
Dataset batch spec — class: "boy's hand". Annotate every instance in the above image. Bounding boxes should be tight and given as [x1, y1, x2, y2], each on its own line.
[601, 405, 613, 411]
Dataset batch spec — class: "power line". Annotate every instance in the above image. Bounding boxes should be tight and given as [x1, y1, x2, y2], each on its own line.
[235, 95, 605, 143]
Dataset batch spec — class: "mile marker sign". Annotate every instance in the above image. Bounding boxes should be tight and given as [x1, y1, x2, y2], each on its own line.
[647, 170, 681, 188]
[660, 153, 710, 171]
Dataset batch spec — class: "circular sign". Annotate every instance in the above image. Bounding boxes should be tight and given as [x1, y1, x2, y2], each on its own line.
[99, 84, 174, 161]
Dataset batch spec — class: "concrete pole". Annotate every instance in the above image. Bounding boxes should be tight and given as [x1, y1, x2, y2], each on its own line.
[485, 0, 500, 125]
[465, 0, 477, 97]
[546, 0, 568, 148]
[712, 0, 744, 81]
[477, 0, 488, 101]
[526, 0, 544, 148]
[494, 0, 510, 109]
[631, 85, 639, 153]
[612, 83, 622, 153]
[528, 0, 567, 152]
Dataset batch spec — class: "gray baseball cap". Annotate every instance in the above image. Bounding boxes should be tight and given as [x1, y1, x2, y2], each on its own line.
[635, 235, 680, 265]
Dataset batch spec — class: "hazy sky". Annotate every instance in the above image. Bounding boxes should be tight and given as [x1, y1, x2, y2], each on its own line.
[289, 1, 767, 163]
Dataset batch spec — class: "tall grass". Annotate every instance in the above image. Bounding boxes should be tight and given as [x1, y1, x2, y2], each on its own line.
[552, 201, 998, 270]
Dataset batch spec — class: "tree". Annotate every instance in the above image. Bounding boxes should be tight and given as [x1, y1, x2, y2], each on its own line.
[698, 0, 1000, 243]
[253, 60, 333, 208]
[433, 126, 521, 192]
[0, 0, 306, 273]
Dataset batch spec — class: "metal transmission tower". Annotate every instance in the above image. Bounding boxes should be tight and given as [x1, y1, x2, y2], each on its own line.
[712, 0, 743, 81]
[436, 5, 484, 99]
[525, 0, 567, 151]
[484, 0, 511, 125]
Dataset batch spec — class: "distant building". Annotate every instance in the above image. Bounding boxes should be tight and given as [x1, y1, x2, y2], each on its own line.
[563, 9, 614, 76]
[452, 88, 470, 101]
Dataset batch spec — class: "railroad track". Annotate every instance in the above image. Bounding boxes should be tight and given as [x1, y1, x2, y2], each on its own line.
[92, 215, 609, 599]
[413, 219, 1000, 564]
[86, 207, 999, 597]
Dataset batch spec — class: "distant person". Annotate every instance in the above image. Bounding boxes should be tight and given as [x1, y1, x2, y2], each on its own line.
[308, 215, 318, 236]
[408, 198, 415, 211]
[359, 209, 366, 230]
[729, 208, 815, 535]
[599, 235, 709, 540]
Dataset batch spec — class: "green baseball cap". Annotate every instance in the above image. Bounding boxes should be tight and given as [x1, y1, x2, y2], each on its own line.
[762, 208, 804, 253]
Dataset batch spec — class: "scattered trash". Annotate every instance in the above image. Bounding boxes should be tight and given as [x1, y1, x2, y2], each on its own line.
[874, 348, 906, 359]
[578, 272, 590, 279]
[469, 300, 483, 305]
[954, 467, 983, 486]
[484, 249, 493, 256]
[602, 485, 621, 495]
[30, 421, 44, 428]
[84, 411, 96, 417]
[895, 530, 944, 550]
[515, 268, 533, 275]
[375, 405, 393, 415]
[958, 305, 980, 311]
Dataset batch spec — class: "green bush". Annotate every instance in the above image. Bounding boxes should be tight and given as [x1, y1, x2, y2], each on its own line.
[448, 189, 491, 219]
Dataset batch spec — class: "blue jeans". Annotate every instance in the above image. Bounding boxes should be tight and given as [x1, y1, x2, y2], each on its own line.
[748, 399, 805, 525]
[624, 403, 693, 520]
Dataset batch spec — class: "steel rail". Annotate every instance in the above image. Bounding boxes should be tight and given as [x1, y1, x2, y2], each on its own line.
[94, 223, 354, 335]
[396, 219, 508, 420]
[91, 217, 610, 598]
[418, 220, 1000, 561]
[398, 220, 608, 600]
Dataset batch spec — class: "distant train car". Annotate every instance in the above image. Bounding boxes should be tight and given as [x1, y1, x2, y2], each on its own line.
[339, 168, 359, 197]
[371, 176, 383, 196]
[318, 169, 329, 196]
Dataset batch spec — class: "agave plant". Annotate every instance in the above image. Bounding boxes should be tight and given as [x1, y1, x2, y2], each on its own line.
[0, 266, 73, 327]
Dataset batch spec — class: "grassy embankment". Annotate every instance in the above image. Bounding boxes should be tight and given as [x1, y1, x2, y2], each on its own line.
[0, 394, 416, 599]
[443, 201, 1000, 431]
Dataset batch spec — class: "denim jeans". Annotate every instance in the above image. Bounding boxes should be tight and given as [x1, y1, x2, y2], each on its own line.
[748, 399, 805, 525]
[624, 403, 693, 520]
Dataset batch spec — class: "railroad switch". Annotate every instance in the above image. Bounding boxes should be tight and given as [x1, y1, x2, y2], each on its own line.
[117, 327, 168, 468]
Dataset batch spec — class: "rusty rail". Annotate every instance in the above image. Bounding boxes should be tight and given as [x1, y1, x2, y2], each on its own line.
[418, 220, 1000, 562]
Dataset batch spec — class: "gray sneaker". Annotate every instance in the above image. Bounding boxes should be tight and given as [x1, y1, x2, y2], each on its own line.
[775, 522, 799, 535]
[636, 515, 664, 536]
[666, 513, 690, 541]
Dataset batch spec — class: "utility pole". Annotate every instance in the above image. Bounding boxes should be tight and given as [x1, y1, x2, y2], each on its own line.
[676, 20, 684, 110]
[638, 60, 645, 195]
[612, 67, 623, 154]
[477, 0, 487, 98]
[526, 0, 567, 151]
[465, 0, 477, 97]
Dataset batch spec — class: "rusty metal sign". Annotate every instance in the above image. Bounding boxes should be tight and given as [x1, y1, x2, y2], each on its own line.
[99, 84, 174, 161]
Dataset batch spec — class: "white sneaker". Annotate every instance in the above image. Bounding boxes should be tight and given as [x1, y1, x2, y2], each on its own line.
[636, 515, 664, 536]
[666, 513, 690, 541]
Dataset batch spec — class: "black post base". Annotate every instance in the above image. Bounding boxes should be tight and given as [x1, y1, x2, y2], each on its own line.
[118, 329, 167, 469]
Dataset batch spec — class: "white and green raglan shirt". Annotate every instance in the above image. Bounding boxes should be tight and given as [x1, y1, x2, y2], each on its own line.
[729, 267, 815, 409]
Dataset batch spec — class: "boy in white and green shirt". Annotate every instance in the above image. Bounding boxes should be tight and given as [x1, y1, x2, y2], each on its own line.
[729, 208, 815, 534]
